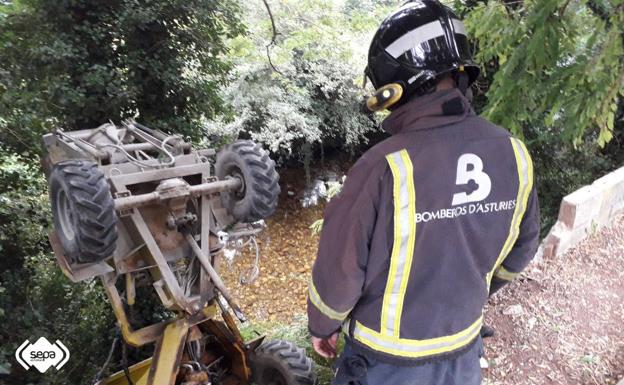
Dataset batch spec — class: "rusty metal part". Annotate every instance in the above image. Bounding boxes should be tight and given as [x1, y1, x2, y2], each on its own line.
[166, 213, 197, 231]
[48, 231, 113, 283]
[156, 178, 190, 216]
[217, 296, 245, 345]
[119, 142, 159, 153]
[106, 156, 219, 315]
[114, 206, 198, 313]
[100, 272, 220, 348]
[53, 128, 111, 161]
[186, 326, 204, 343]
[114, 178, 241, 212]
[98, 318, 252, 385]
[199, 320, 252, 383]
[126, 120, 192, 154]
[184, 232, 246, 323]
[43, 122, 277, 385]
[245, 335, 266, 352]
[142, 205, 188, 255]
[181, 369, 209, 385]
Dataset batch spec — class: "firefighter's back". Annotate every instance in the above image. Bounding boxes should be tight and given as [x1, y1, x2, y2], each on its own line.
[344, 99, 534, 363]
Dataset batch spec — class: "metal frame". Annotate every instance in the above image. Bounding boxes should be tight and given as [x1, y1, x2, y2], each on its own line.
[44, 122, 265, 385]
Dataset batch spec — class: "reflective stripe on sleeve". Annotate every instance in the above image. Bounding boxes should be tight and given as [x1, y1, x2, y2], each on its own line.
[381, 150, 416, 337]
[353, 315, 483, 358]
[494, 265, 519, 281]
[308, 277, 351, 321]
[486, 138, 534, 289]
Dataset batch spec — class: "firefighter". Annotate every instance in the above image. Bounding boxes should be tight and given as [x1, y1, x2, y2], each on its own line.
[307, 1, 540, 384]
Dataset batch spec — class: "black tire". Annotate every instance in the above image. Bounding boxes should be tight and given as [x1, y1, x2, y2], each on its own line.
[49, 160, 118, 264]
[215, 140, 280, 223]
[250, 340, 316, 385]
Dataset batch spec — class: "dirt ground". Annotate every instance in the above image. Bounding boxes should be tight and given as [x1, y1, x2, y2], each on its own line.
[222, 171, 624, 385]
[221, 169, 325, 323]
[482, 214, 624, 385]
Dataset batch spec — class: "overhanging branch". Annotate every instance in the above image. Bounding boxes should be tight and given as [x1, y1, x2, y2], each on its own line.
[262, 0, 283, 75]
[586, 0, 624, 46]
[586, 0, 611, 25]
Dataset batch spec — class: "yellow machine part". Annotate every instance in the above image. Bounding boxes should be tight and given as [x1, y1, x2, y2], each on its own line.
[100, 320, 190, 385]
[147, 319, 190, 385]
[101, 358, 152, 385]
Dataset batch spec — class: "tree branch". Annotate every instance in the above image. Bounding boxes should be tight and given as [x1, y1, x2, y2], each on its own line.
[558, 0, 572, 17]
[262, 0, 278, 46]
[586, 0, 611, 25]
[262, 0, 283, 75]
[265, 45, 282, 75]
[587, 1, 624, 47]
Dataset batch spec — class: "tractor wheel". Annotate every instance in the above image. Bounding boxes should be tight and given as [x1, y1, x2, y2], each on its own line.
[250, 340, 316, 385]
[49, 160, 118, 264]
[215, 140, 280, 223]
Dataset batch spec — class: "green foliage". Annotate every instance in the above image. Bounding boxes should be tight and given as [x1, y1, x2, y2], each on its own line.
[0, 151, 48, 260]
[464, 0, 624, 234]
[465, 0, 624, 146]
[0, 0, 244, 155]
[0, 1, 622, 384]
[203, 0, 395, 163]
[0, 152, 115, 385]
[205, 56, 376, 161]
[0, 2, 245, 383]
[528, 118, 624, 235]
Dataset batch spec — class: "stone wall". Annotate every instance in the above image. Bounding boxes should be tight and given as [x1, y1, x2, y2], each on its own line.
[539, 166, 624, 260]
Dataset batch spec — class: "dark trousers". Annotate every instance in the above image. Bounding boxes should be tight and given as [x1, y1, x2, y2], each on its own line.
[332, 337, 483, 385]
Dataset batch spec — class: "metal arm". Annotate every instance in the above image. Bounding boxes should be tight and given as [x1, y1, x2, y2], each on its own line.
[114, 177, 242, 211]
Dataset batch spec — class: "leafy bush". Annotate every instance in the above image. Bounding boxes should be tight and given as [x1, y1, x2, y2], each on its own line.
[0, 152, 115, 385]
[0, 1, 622, 384]
[0, 0, 244, 156]
[463, 0, 624, 232]
[465, 0, 623, 146]
[204, 55, 377, 162]
[0, 151, 173, 384]
[203, 0, 394, 165]
[528, 119, 624, 235]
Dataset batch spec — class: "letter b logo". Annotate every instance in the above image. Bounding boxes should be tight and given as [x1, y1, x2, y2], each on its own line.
[452, 153, 491, 206]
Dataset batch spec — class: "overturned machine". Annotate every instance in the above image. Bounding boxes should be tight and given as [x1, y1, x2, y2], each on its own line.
[42, 121, 316, 385]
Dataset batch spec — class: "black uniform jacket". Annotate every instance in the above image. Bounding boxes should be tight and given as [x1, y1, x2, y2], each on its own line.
[307, 88, 540, 364]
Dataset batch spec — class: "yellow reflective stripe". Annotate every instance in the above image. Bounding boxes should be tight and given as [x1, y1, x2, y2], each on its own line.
[395, 150, 416, 336]
[381, 152, 403, 335]
[381, 150, 416, 337]
[519, 140, 534, 192]
[342, 318, 351, 335]
[353, 316, 483, 358]
[494, 265, 518, 281]
[308, 277, 351, 321]
[486, 138, 533, 289]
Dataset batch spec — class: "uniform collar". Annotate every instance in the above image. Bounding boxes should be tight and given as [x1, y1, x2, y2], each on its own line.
[381, 88, 474, 135]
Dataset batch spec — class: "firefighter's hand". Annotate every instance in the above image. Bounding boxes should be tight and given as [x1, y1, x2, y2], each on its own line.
[311, 332, 338, 358]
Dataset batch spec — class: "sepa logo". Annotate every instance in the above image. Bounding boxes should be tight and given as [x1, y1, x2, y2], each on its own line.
[15, 337, 70, 373]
